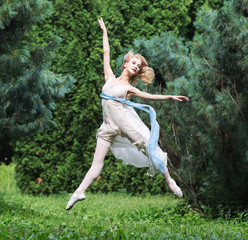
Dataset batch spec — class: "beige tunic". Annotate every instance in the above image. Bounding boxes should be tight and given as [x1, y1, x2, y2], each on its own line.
[97, 77, 167, 175]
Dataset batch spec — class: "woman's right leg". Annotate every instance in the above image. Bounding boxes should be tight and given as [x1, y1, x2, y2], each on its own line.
[163, 171, 183, 198]
[121, 122, 183, 198]
[66, 138, 110, 210]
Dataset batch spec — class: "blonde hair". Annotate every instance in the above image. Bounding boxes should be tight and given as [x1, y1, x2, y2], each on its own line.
[121, 51, 154, 85]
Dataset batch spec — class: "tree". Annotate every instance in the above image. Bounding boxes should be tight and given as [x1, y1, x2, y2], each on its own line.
[0, 0, 75, 163]
[126, 0, 248, 208]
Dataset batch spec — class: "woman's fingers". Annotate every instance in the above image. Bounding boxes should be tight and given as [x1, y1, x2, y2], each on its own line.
[181, 96, 189, 101]
[183, 96, 189, 101]
[174, 96, 190, 101]
[178, 96, 189, 101]
[98, 18, 106, 31]
[98, 18, 102, 26]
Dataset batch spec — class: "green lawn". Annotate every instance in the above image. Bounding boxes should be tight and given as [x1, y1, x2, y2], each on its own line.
[0, 163, 247, 239]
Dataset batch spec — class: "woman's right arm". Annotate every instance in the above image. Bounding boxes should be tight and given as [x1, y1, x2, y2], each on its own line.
[98, 18, 114, 82]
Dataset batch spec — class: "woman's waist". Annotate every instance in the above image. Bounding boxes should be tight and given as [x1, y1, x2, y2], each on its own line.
[101, 98, 126, 106]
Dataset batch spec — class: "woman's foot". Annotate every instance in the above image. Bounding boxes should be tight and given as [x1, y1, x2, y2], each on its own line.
[66, 192, 85, 210]
[166, 178, 183, 198]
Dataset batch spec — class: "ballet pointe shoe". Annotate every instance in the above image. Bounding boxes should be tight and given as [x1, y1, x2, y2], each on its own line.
[66, 192, 85, 210]
[166, 178, 183, 198]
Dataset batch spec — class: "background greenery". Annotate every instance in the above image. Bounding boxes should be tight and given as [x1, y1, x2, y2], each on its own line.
[118, 0, 248, 208]
[5, 0, 247, 212]
[0, 0, 75, 164]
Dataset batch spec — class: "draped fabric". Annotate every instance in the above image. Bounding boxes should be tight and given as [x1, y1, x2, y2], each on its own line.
[100, 92, 166, 174]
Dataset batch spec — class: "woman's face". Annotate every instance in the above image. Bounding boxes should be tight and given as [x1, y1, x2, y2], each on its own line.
[125, 57, 141, 75]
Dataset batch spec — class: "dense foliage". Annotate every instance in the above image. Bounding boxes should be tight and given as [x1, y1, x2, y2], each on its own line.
[0, 0, 75, 163]
[124, 0, 248, 207]
[13, 0, 241, 211]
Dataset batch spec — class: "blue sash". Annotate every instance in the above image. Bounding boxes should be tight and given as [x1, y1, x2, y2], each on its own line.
[100, 92, 166, 173]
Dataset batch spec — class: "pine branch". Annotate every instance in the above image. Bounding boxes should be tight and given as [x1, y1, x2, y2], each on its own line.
[225, 89, 247, 121]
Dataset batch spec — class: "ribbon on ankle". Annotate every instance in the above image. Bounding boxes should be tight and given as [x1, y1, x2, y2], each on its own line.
[100, 92, 166, 173]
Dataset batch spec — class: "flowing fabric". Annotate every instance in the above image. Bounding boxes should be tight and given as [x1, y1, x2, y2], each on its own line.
[100, 92, 166, 173]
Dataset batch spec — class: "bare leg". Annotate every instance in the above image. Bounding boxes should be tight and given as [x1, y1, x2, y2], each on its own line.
[164, 171, 183, 198]
[66, 138, 110, 210]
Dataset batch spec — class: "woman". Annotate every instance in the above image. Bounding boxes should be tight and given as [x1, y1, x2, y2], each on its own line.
[66, 18, 189, 210]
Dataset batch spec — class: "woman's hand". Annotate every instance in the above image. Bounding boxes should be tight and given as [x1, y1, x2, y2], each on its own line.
[171, 96, 189, 102]
[98, 18, 107, 32]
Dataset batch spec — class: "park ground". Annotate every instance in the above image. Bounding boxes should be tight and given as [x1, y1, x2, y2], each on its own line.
[0, 164, 248, 239]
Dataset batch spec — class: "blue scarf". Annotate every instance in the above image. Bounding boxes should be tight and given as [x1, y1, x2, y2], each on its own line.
[100, 92, 166, 173]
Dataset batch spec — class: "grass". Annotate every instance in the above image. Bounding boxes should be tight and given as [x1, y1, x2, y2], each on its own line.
[0, 163, 248, 239]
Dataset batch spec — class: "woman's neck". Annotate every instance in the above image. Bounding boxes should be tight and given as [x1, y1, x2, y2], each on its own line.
[118, 70, 132, 83]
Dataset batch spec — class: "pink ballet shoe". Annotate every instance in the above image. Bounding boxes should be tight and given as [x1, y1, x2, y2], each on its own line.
[166, 178, 183, 198]
[66, 192, 85, 210]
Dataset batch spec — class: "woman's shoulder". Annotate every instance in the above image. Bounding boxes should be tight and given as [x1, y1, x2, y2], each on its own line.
[107, 75, 115, 81]
[128, 85, 139, 92]
[105, 74, 115, 82]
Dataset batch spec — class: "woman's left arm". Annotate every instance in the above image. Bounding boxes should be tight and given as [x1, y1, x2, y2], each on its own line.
[127, 86, 189, 102]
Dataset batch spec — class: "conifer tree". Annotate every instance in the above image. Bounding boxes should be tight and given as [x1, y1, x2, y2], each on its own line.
[0, 0, 75, 160]
[127, 0, 248, 206]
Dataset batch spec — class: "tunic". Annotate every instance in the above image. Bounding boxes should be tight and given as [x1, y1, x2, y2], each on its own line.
[96, 77, 167, 176]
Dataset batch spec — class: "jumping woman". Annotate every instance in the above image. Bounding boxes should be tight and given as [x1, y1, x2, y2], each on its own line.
[66, 18, 189, 210]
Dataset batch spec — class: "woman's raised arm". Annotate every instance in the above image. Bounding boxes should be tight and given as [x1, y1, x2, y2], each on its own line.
[98, 18, 114, 82]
